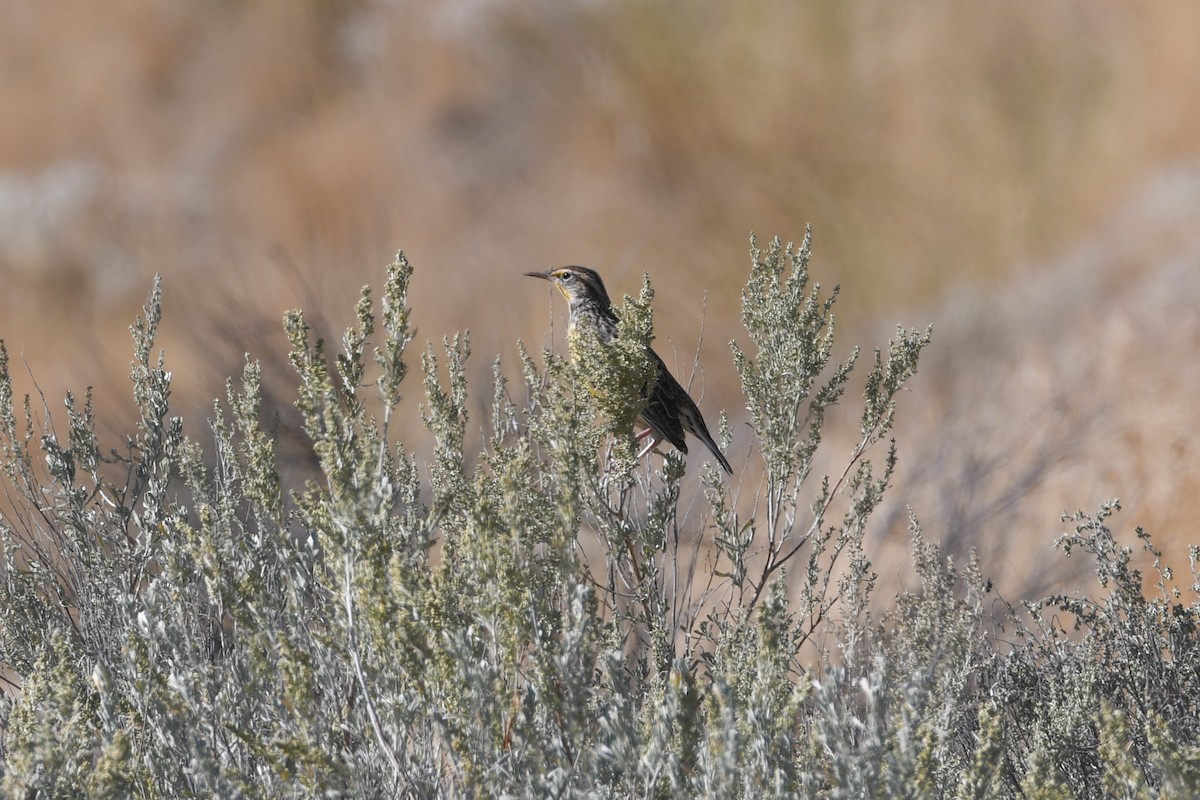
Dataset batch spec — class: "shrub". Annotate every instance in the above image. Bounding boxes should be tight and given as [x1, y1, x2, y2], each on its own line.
[0, 234, 1196, 797]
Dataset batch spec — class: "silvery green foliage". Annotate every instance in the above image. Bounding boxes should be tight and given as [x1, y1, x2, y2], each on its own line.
[0, 242, 1196, 797]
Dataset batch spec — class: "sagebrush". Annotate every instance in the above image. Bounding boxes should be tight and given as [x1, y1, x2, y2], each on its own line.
[0, 234, 1196, 798]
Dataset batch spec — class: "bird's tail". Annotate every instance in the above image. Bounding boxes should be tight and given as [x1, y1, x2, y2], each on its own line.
[700, 430, 733, 475]
[684, 409, 732, 475]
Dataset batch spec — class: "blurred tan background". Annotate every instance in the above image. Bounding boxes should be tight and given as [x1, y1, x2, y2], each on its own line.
[1, 0, 1198, 600]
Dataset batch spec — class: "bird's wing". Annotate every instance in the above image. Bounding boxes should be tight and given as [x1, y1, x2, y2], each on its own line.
[639, 351, 689, 452]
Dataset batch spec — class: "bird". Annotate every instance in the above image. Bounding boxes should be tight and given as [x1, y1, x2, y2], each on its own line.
[525, 266, 732, 475]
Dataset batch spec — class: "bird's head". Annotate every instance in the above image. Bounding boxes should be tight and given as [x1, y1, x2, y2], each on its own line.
[524, 266, 612, 309]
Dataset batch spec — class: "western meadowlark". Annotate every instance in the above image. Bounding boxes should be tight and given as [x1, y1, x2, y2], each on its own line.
[525, 266, 733, 475]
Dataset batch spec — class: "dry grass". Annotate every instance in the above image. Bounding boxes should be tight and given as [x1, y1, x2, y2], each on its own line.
[879, 166, 1200, 599]
[1, 0, 1199, 600]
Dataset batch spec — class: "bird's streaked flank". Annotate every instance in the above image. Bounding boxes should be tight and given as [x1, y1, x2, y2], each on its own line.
[525, 266, 732, 475]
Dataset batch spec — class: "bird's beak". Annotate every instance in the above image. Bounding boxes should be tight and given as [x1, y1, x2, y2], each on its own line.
[524, 270, 552, 281]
